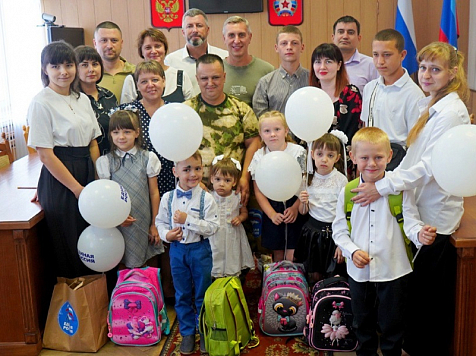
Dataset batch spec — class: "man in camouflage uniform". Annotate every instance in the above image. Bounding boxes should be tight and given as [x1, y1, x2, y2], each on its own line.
[184, 54, 260, 205]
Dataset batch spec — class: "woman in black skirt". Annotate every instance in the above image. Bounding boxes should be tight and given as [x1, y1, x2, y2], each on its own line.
[27, 41, 101, 278]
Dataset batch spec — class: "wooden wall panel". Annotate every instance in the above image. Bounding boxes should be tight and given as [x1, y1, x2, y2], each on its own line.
[377, 0, 398, 39]
[244, 13, 261, 60]
[308, 0, 328, 65]
[59, 0, 79, 27]
[41, 0, 394, 68]
[77, 1, 97, 44]
[91, 0, 113, 32]
[40, 0, 471, 105]
[359, 1, 379, 55]
[256, 9, 279, 66]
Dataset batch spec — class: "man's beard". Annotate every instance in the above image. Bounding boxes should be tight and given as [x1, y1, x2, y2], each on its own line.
[188, 36, 204, 47]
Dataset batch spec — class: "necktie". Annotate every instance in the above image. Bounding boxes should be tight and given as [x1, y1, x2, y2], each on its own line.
[121, 152, 135, 166]
[177, 190, 192, 199]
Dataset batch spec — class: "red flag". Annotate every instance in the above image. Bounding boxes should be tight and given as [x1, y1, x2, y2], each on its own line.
[439, 0, 459, 48]
[151, 0, 184, 30]
[268, 0, 303, 26]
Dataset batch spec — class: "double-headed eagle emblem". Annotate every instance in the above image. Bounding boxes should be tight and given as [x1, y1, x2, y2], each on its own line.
[155, 0, 180, 23]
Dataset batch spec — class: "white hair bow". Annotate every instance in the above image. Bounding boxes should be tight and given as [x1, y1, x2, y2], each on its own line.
[212, 154, 242, 171]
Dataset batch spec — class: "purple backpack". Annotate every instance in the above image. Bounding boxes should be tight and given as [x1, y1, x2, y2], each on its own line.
[107, 267, 170, 346]
[304, 276, 358, 352]
[258, 260, 310, 336]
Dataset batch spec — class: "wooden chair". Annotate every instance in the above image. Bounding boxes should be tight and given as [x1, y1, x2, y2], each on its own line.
[0, 132, 14, 168]
[23, 125, 36, 154]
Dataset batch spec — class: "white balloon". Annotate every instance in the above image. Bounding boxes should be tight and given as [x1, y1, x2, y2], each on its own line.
[431, 125, 476, 197]
[285, 86, 334, 142]
[255, 151, 302, 202]
[78, 180, 131, 228]
[149, 103, 204, 162]
[77, 226, 125, 272]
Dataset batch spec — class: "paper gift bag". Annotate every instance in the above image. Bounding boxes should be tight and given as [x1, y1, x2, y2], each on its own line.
[43, 274, 108, 352]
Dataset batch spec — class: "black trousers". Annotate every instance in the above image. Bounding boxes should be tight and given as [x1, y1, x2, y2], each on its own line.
[403, 234, 456, 356]
[349, 274, 410, 356]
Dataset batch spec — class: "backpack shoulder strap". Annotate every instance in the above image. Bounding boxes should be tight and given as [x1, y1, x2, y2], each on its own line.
[387, 192, 414, 267]
[168, 190, 174, 227]
[177, 70, 183, 88]
[130, 73, 142, 100]
[344, 179, 413, 267]
[196, 189, 206, 241]
[199, 189, 206, 220]
[344, 178, 360, 233]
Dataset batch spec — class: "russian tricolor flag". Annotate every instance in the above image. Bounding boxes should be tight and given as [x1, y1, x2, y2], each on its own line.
[439, 0, 459, 48]
[395, 0, 418, 75]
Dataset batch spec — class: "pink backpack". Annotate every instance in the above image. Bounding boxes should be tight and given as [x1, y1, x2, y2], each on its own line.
[258, 260, 310, 336]
[107, 267, 170, 346]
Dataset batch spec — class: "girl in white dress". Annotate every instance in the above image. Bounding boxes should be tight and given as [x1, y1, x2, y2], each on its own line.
[209, 156, 254, 280]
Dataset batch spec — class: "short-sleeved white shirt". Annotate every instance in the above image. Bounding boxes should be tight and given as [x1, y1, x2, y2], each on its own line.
[248, 143, 307, 180]
[27, 87, 101, 149]
[96, 147, 162, 179]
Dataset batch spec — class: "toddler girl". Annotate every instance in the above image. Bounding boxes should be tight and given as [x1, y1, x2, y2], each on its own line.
[248, 111, 307, 262]
[96, 110, 164, 268]
[294, 131, 348, 283]
[209, 155, 254, 280]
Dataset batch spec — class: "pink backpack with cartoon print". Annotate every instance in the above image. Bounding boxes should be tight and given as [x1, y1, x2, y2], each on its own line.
[258, 260, 310, 336]
[107, 267, 170, 346]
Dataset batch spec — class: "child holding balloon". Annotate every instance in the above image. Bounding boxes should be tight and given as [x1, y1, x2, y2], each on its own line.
[209, 155, 254, 280]
[248, 111, 307, 262]
[96, 110, 164, 268]
[293, 132, 348, 284]
[350, 42, 470, 356]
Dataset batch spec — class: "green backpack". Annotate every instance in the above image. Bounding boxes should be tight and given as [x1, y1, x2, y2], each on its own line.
[199, 276, 259, 356]
[344, 178, 414, 267]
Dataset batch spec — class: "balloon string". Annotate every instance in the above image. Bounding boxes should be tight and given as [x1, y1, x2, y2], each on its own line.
[412, 246, 422, 264]
[283, 200, 288, 261]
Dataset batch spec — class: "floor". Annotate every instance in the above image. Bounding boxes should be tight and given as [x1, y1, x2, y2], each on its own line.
[38, 303, 365, 356]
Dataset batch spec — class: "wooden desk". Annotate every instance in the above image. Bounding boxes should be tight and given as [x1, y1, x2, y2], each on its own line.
[0, 153, 51, 356]
[452, 195, 476, 356]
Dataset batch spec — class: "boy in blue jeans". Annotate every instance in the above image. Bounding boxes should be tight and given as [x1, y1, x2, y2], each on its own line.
[156, 151, 219, 354]
[332, 127, 436, 356]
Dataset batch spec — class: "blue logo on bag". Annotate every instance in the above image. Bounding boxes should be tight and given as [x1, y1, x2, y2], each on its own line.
[58, 302, 79, 336]
[248, 208, 263, 238]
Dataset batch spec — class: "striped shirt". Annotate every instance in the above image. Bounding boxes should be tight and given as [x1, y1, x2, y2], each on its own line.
[252, 65, 309, 118]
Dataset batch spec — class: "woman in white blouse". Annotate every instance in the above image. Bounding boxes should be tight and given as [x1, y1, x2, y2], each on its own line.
[27, 41, 101, 278]
[121, 28, 193, 104]
[351, 42, 470, 356]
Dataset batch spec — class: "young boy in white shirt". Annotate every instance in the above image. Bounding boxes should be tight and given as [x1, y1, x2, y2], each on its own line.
[156, 151, 219, 354]
[332, 127, 436, 356]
